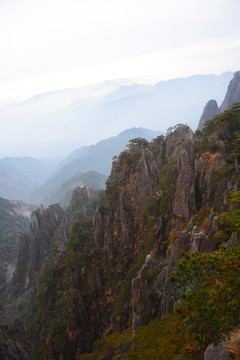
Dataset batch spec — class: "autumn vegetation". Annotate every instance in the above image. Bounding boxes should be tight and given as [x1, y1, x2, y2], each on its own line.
[30, 105, 240, 359]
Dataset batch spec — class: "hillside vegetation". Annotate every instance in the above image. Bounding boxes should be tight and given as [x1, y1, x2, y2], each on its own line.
[22, 104, 240, 360]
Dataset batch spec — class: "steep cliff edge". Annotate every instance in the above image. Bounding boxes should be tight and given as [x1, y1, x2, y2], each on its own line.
[220, 71, 240, 112]
[29, 105, 240, 359]
[1, 203, 66, 324]
[197, 99, 219, 131]
[0, 198, 34, 293]
[0, 187, 101, 326]
[1, 103, 239, 359]
[0, 320, 33, 360]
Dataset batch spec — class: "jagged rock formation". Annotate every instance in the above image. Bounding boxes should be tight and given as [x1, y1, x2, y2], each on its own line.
[0, 320, 32, 360]
[197, 99, 219, 131]
[30, 128, 163, 206]
[0, 198, 34, 292]
[2, 103, 240, 358]
[0, 186, 101, 325]
[220, 71, 240, 112]
[42, 171, 107, 208]
[1, 203, 66, 324]
[27, 104, 240, 359]
[204, 343, 228, 360]
[197, 71, 240, 130]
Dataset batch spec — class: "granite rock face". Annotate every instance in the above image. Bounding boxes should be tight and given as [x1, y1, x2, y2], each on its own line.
[129, 124, 239, 331]
[197, 71, 240, 131]
[92, 123, 240, 337]
[204, 343, 229, 360]
[0, 186, 101, 325]
[220, 71, 240, 113]
[2, 103, 240, 358]
[1, 203, 66, 324]
[197, 99, 219, 130]
[0, 320, 32, 360]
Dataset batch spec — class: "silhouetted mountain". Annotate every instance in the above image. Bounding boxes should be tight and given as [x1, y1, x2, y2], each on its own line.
[0, 73, 232, 158]
[219, 71, 240, 112]
[52, 73, 232, 147]
[197, 71, 240, 130]
[59, 127, 164, 169]
[197, 99, 219, 131]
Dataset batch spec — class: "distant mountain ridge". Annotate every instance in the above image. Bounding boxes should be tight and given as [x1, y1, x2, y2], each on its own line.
[0, 157, 55, 202]
[1, 73, 240, 360]
[30, 127, 164, 206]
[58, 127, 164, 169]
[0, 72, 233, 158]
[38, 171, 107, 208]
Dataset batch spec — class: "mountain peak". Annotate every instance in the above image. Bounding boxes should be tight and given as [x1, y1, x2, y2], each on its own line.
[197, 99, 219, 131]
[219, 71, 240, 113]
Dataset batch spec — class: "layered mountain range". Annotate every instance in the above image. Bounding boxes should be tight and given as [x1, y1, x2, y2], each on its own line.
[0, 72, 240, 359]
[0, 72, 235, 207]
[0, 157, 55, 202]
[29, 127, 164, 206]
[0, 127, 163, 204]
[0, 72, 232, 159]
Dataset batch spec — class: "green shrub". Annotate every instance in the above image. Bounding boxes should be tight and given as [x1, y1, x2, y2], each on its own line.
[192, 204, 211, 227]
[214, 165, 235, 181]
[126, 313, 199, 360]
[76, 328, 132, 360]
[145, 269, 156, 280]
[174, 245, 240, 348]
[216, 191, 240, 237]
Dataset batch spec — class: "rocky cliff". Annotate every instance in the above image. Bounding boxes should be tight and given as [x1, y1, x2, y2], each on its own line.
[0, 198, 33, 293]
[220, 71, 240, 112]
[197, 71, 240, 130]
[0, 187, 101, 326]
[1, 203, 66, 325]
[1, 103, 239, 359]
[25, 104, 240, 359]
[197, 99, 219, 131]
[0, 320, 33, 360]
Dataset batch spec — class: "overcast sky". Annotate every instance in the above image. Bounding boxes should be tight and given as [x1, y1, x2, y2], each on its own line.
[0, 0, 240, 103]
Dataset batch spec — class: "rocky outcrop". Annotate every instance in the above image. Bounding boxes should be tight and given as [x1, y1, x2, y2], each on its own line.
[89, 122, 240, 339]
[197, 99, 219, 130]
[130, 123, 239, 331]
[132, 230, 190, 332]
[204, 343, 229, 360]
[69, 186, 101, 218]
[220, 71, 240, 112]
[0, 186, 101, 325]
[1, 204, 66, 324]
[3, 101, 240, 358]
[197, 71, 240, 131]
[0, 198, 33, 293]
[0, 320, 32, 360]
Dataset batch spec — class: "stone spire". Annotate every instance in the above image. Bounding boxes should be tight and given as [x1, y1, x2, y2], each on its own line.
[197, 99, 219, 131]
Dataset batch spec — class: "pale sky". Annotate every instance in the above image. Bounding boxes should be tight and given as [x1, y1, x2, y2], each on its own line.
[0, 0, 240, 102]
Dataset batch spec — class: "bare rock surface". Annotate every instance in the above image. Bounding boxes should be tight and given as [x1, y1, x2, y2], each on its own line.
[197, 99, 219, 130]
[220, 71, 240, 112]
[204, 343, 229, 360]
